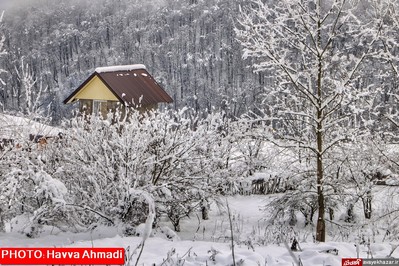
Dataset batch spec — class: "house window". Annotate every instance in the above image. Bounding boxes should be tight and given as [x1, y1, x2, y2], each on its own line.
[93, 100, 108, 117]
[79, 99, 93, 116]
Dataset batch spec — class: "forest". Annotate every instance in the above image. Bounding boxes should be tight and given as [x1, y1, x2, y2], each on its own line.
[1, 0, 399, 264]
[0, 0, 264, 121]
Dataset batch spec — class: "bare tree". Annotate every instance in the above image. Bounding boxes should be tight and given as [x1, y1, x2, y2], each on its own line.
[235, 0, 389, 241]
[376, 1, 399, 133]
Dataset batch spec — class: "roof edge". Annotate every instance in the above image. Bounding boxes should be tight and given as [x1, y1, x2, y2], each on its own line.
[63, 72, 97, 104]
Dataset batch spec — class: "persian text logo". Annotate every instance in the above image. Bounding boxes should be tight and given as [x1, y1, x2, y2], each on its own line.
[342, 258, 363, 266]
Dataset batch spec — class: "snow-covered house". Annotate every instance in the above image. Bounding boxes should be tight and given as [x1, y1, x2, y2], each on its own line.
[63, 64, 173, 117]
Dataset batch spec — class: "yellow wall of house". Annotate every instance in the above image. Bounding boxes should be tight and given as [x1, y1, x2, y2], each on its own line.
[73, 76, 118, 101]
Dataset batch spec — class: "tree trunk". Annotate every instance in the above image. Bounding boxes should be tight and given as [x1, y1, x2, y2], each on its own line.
[315, 76, 326, 242]
[329, 207, 334, 221]
[362, 191, 372, 219]
[316, 163, 326, 241]
[201, 199, 209, 220]
[289, 209, 297, 226]
[0, 208, 3, 232]
[315, 6, 326, 242]
[345, 203, 354, 223]
[172, 220, 181, 232]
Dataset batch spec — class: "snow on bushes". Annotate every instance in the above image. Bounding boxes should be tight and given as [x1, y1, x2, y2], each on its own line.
[0, 167, 69, 236]
[0, 108, 265, 235]
[1, 108, 399, 241]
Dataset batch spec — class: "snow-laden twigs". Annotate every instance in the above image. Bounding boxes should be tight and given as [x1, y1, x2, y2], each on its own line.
[235, 0, 391, 242]
[133, 190, 155, 266]
[225, 198, 237, 266]
[66, 204, 114, 225]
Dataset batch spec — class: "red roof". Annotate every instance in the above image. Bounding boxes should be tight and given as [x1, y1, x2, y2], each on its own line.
[63, 65, 173, 107]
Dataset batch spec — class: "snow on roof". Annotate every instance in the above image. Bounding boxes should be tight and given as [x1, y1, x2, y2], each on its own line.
[0, 113, 62, 140]
[95, 64, 146, 73]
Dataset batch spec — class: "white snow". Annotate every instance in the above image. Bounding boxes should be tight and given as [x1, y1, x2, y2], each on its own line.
[1, 195, 399, 265]
[0, 113, 62, 140]
[95, 64, 146, 73]
[36, 172, 68, 204]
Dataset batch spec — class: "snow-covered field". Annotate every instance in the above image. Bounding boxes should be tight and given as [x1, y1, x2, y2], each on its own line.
[1, 195, 398, 266]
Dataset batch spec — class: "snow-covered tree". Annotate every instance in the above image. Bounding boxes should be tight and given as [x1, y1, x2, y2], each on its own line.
[0, 140, 72, 236]
[43, 109, 240, 232]
[0, 10, 6, 109]
[16, 58, 49, 119]
[235, 0, 389, 241]
[1, 106, 254, 235]
[375, 0, 399, 135]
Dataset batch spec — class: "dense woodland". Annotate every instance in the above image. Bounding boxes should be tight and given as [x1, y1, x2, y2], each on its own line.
[1, 0, 398, 128]
[0, 0, 265, 122]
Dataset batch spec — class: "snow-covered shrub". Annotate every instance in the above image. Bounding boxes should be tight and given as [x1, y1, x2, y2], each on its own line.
[0, 166, 69, 236]
[118, 193, 152, 230]
[0, 108, 274, 234]
[53, 108, 244, 231]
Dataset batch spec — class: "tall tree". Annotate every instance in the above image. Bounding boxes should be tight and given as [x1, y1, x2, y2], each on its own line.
[0, 10, 7, 112]
[377, 0, 399, 133]
[235, 0, 388, 241]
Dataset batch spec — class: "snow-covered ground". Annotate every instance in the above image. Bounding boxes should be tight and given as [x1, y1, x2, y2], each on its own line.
[1, 195, 398, 266]
[0, 113, 61, 140]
